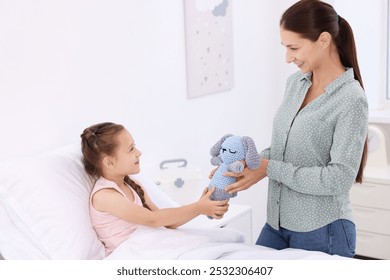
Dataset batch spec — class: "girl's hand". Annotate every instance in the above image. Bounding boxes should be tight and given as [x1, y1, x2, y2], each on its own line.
[208, 168, 218, 179]
[225, 158, 268, 194]
[198, 187, 229, 219]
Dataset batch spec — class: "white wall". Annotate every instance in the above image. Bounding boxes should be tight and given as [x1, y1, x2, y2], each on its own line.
[0, 0, 386, 242]
[333, 0, 388, 111]
[0, 0, 283, 162]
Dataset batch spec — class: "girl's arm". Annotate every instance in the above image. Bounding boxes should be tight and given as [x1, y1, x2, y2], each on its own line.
[158, 188, 228, 229]
[91, 187, 229, 228]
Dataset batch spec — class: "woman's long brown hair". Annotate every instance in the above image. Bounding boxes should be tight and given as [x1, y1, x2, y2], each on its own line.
[280, 0, 367, 183]
[80, 122, 150, 209]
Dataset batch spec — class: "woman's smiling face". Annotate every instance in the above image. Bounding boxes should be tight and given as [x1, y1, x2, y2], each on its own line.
[280, 27, 323, 73]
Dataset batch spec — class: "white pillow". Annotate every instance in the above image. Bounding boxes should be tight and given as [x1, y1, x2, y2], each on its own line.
[0, 143, 179, 260]
[0, 144, 105, 259]
[130, 173, 180, 209]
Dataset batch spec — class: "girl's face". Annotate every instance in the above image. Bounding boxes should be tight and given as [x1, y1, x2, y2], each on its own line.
[280, 27, 323, 73]
[112, 129, 142, 176]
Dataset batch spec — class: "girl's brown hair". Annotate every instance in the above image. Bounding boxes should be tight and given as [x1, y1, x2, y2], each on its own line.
[80, 122, 150, 209]
[280, 0, 367, 183]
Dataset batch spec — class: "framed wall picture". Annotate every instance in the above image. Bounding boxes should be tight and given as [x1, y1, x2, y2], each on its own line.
[184, 0, 234, 98]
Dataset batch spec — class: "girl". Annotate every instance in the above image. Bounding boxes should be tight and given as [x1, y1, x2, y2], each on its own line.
[81, 122, 229, 256]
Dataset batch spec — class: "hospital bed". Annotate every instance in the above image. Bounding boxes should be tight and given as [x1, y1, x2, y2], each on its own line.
[0, 144, 350, 260]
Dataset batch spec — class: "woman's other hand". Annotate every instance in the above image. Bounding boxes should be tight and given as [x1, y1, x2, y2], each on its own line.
[225, 158, 268, 194]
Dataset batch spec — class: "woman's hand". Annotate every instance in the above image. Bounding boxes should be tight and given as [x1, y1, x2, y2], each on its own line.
[198, 187, 229, 219]
[225, 158, 268, 194]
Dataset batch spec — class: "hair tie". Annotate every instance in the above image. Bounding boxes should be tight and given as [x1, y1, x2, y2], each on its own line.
[85, 129, 97, 139]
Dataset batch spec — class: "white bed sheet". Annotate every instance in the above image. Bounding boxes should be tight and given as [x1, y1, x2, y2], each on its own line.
[105, 225, 351, 260]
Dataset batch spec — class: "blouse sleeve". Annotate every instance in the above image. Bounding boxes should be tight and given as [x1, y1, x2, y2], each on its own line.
[259, 147, 271, 160]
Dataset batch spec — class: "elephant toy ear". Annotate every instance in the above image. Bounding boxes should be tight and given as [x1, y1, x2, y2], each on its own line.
[210, 156, 222, 166]
[210, 133, 233, 156]
[242, 136, 260, 169]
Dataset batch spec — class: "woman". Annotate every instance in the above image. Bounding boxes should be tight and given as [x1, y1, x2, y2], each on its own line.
[225, 0, 368, 258]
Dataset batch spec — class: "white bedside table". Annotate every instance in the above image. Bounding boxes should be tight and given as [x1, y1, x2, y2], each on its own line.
[181, 203, 253, 244]
[350, 165, 390, 259]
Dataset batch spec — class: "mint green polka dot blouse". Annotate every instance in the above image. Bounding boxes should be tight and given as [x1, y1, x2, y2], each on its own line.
[260, 68, 368, 232]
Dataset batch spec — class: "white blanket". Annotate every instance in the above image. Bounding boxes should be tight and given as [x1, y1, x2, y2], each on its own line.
[105, 226, 350, 260]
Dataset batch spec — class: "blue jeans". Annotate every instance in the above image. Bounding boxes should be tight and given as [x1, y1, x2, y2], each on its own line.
[256, 219, 356, 258]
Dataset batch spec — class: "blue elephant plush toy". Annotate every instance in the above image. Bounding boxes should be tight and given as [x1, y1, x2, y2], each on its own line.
[208, 134, 260, 204]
